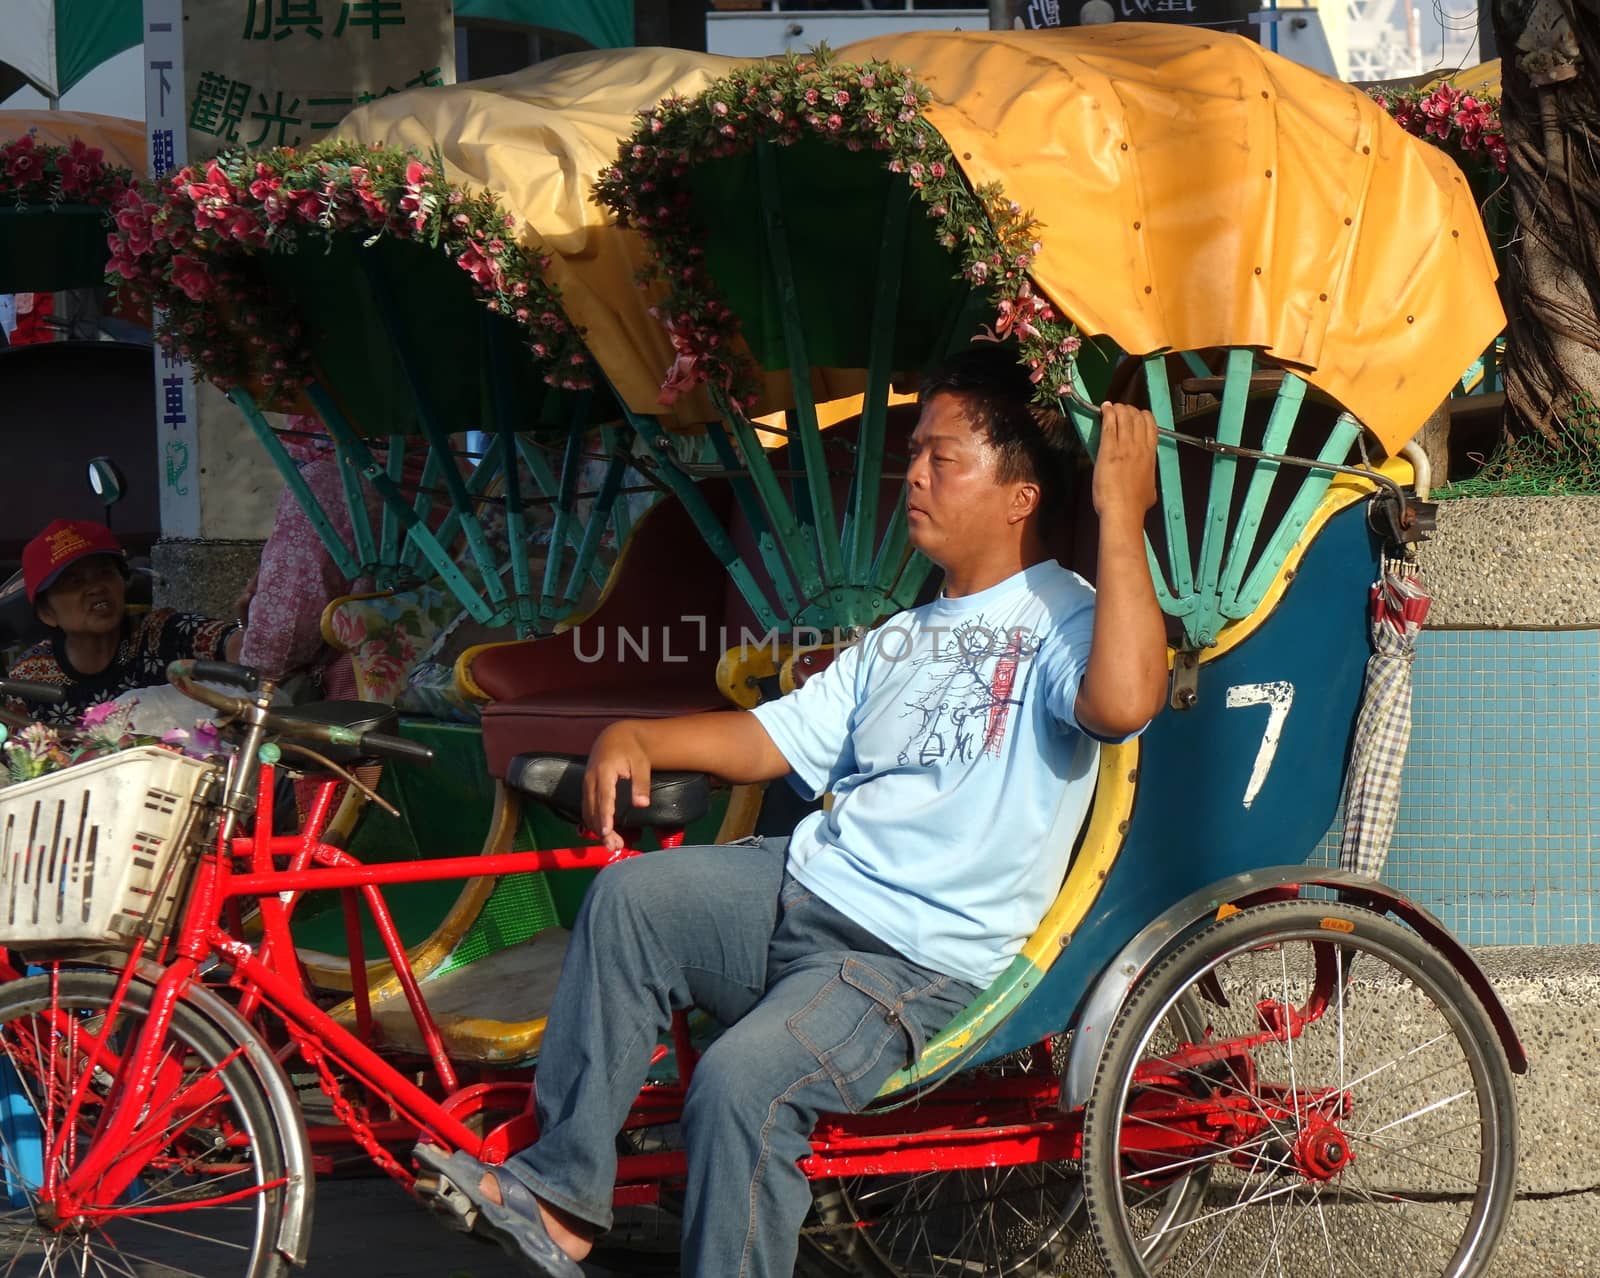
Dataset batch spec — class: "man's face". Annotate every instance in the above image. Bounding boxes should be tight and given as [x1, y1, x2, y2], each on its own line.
[904, 393, 1029, 567]
[36, 556, 127, 640]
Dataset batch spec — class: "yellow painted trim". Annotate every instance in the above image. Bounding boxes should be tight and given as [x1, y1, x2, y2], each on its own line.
[319, 590, 398, 652]
[453, 638, 510, 704]
[369, 1012, 551, 1065]
[716, 642, 793, 709]
[1018, 740, 1140, 967]
[751, 389, 918, 448]
[878, 740, 1139, 1090]
[778, 643, 838, 696]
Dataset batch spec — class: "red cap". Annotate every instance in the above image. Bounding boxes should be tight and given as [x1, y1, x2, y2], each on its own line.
[22, 519, 126, 604]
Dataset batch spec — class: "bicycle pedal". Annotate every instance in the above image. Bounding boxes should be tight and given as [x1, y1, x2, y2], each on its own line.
[415, 1172, 479, 1233]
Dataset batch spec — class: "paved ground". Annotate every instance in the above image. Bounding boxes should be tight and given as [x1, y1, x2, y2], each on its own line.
[0, 1160, 1595, 1275]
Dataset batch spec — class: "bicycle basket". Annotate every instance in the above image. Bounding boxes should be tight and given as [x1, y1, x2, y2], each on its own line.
[0, 747, 216, 948]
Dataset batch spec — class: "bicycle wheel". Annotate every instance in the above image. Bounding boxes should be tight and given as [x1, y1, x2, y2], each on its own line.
[800, 1041, 1087, 1277]
[1082, 901, 1519, 1278]
[0, 967, 292, 1278]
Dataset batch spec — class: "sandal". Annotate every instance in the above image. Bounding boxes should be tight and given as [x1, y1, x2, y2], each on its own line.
[413, 1144, 584, 1278]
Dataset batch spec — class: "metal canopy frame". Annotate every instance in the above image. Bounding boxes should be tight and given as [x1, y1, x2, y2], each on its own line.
[1064, 351, 1364, 651]
[231, 385, 628, 640]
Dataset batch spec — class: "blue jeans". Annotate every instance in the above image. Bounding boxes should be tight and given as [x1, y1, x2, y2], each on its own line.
[503, 839, 976, 1278]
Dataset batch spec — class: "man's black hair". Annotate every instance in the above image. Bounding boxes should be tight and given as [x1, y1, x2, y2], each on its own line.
[919, 343, 1076, 533]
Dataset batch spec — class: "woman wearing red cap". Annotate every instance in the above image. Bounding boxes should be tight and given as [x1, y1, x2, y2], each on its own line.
[5, 519, 245, 727]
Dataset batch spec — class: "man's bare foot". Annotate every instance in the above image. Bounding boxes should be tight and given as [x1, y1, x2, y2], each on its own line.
[479, 1173, 594, 1262]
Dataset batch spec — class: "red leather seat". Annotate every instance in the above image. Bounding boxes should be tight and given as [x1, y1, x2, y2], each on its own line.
[475, 483, 739, 779]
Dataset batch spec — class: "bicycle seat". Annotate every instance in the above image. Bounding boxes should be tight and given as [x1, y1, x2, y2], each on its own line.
[505, 753, 709, 829]
[277, 699, 400, 771]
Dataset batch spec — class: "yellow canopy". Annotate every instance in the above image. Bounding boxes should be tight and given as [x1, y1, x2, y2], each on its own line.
[1424, 59, 1501, 95]
[333, 48, 749, 427]
[0, 110, 147, 177]
[843, 26, 1504, 451]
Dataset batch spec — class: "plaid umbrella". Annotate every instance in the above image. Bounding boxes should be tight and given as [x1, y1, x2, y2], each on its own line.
[1340, 560, 1431, 878]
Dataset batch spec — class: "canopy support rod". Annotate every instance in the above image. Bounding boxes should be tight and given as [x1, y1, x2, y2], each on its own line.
[332, 425, 378, 577]
[549, 399, 591, 613]
[357, 252, 506, 608]
[229, 388, 362, 582]
[1188, 349, 1256, 644]
[563, 428, 632, 606]
[424, 445, 503, 568]
[305, 384, 497, 625]
[889, 551, 935, 612]
[848, 183, 910, 584]
[1218, 374, 1307, 614]
[715, 389, 828, 610]
[498, 425, 537, 635]
[484, 315, 536, 635]
[755, 140, 844, 590]
[1064, 363, 1189, 619]
[599, 424, 633, 556]
[1142, 355, 1197, 605]
[631, 422, 783, 634]
[698, 414, 803, 621]
[378, 434, 407, 572]
[1232, 413, 1364, 616]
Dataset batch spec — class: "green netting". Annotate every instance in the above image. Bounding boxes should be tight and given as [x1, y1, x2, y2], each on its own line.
[434, 870, 561, 977]
[1436, 394, 1600, 499]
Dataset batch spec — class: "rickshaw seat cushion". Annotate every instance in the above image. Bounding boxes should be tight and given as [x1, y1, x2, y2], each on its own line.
[481, 688, 731, 775]
[505, 752, 710, 829]
[277, 699, 400, 769]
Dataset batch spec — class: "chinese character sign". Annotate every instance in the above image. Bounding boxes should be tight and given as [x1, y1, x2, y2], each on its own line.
[1020, 0, 1229, 26]
[184, 0, 454, 158]
[144, 0, 203, 536]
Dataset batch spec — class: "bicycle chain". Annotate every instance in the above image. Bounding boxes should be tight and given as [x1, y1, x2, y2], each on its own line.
[288, 1024, 412, 1185]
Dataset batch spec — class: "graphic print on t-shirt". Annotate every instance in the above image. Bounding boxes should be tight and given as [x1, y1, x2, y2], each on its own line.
[896, 617, 1042, 766]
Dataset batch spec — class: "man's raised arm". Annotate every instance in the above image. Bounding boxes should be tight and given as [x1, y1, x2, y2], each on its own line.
[1073, 403, 1169, 741]
[583, 713, 792, 851]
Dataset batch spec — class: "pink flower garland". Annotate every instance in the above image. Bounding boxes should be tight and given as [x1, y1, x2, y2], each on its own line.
[106, 140, 593, 407]
[1, 133, 136, 208]
[1369, 83, 1507, 174]
[593, 48, 1084, 411]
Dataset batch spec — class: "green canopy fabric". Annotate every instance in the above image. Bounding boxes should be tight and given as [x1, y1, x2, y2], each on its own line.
[454, 0, 634, 50]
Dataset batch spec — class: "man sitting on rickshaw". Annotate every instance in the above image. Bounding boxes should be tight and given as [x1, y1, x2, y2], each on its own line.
[418, 346, 1168, 1278]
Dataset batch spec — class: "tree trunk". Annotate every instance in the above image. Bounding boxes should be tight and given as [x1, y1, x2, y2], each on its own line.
[1493, 0, 1600, 441]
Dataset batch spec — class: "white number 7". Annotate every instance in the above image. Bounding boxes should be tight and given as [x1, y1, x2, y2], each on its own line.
[1224, 681, 1295, 809]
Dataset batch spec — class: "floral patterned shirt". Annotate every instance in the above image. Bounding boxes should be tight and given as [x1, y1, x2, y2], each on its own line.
[6, 609, 238, 726]
[240, 455, 373, 685]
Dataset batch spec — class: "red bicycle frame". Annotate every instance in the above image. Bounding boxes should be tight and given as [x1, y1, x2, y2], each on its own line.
[40, 758, 1322, 1224]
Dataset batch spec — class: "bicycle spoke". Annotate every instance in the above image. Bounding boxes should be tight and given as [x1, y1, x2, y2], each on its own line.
[1086, 907, 1511, 1278]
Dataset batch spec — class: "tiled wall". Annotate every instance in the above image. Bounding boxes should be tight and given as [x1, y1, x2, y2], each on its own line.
[1311, 628, 1600, 946]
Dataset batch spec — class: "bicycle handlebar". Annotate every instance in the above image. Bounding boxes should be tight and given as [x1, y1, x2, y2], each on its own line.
[0, 679, 65, 705]
[188, 660, 263, 691]
[166, 660, 435, 768]
[352, 731, 435, 765]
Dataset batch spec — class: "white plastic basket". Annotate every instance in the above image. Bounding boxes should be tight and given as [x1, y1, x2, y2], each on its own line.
[0, 747, 217, 948]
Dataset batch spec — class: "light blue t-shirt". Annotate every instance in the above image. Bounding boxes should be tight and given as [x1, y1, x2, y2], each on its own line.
[751, 561, 1103, 987]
